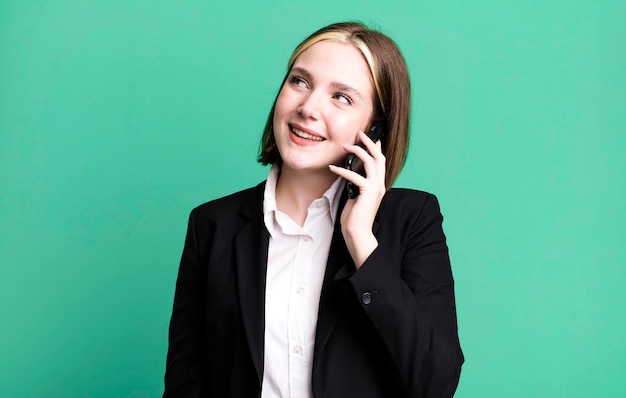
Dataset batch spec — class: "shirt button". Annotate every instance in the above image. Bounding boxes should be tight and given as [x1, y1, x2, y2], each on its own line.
[296, 287, 304, 295]
[302, 236, 312, 242]
[293, 345, 302, 354]
[361, 292, 372, 305]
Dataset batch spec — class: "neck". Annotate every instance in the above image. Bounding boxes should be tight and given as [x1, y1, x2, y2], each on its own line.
[275, 167, 337, 226]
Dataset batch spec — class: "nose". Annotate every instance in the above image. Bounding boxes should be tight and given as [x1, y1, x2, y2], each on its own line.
[297, 91, 323, 120]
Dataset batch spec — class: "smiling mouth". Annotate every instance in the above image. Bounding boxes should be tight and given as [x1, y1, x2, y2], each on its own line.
[290, 125, 325, 141]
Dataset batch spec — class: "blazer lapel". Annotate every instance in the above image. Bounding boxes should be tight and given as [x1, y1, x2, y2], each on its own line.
[314, 191, 383, 361]
[313, 215, 350, 362]
[234, 183, 269, 385]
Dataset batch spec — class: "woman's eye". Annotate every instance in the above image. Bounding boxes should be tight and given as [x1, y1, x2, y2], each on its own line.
[334, 93, 353, 105]
[290, 76, 308, 88]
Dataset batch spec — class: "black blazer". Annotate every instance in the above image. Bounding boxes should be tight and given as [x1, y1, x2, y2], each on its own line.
[164, 182, 463, 397]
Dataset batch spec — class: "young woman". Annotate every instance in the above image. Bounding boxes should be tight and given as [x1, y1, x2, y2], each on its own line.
[164, 22, 463, 398]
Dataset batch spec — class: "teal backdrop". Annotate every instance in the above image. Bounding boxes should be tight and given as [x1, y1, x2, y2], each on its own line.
[1, 0, 624, 397]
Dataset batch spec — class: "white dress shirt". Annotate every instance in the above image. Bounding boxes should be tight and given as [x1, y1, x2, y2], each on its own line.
[261, 166, 343, 398]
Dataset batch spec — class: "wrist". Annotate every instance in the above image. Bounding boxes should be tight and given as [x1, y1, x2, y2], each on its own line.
[342, 228, 378, 269]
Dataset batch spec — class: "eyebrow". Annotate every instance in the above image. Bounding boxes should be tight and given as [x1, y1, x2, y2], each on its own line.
[290, 66, 366, 101]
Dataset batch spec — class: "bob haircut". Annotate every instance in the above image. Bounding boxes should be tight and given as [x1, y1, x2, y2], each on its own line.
[258, 22, 411, 190]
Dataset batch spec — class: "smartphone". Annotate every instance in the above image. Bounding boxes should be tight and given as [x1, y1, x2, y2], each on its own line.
[344, 121, 385, 199]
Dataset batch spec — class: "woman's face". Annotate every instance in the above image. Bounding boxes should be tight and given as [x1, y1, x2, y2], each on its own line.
[273, 40, 375, 177]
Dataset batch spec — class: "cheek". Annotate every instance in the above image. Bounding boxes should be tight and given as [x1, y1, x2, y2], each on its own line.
[329, 115, 362, 144]
[274, 85, 297, 117]
[273, 90, 290, 133]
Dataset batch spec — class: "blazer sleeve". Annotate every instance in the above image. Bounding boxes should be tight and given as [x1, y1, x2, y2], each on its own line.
[336, 193, 464, 397]
[163, 208, 208, 398]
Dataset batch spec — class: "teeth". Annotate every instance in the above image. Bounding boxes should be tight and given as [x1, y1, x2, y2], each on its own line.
[291, 126, 324, 141]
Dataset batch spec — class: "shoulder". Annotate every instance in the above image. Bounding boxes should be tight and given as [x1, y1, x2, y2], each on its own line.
[190, 181, 265, 222]
[377, 188, 444, 229]
[382, 188, 441, 214]
[376, 188, 447, 250]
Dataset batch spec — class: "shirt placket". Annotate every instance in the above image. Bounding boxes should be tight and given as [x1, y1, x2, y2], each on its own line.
[287, 232, 315, 398]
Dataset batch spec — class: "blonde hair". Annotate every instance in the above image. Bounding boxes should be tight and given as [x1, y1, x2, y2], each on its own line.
[288, 31, 385, 114]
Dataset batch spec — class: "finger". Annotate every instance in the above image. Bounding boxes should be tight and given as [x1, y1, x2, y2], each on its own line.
[351, 138, 385, 184]
[328, 164, 367, 186]
[355, 133, 385, 182]
[342, 143, 370, 159]
[358, 131, 385, 160]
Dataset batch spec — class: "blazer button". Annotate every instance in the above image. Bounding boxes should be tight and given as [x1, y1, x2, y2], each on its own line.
[361, 292, 372, 305]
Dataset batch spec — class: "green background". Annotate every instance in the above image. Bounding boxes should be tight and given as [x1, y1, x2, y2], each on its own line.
[1, 0, 624, 396]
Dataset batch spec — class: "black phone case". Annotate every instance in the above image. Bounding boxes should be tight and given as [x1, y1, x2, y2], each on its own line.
[344, 122, 385, 199]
